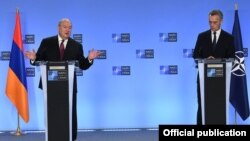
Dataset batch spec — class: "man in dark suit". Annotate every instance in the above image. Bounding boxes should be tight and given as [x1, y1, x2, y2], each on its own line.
[193, 9, 235, 124]
[25, 18, 101, 140]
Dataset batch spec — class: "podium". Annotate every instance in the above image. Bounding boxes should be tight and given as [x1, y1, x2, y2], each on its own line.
[197, 59, 234, 125]
[39, 61, 75, 141]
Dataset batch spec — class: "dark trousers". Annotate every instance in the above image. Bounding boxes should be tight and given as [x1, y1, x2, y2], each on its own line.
[197, 75, 202, 125]
[72, 93, 78, 140]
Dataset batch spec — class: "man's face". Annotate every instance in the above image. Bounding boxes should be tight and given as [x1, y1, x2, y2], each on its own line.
[209, 15, 222, 31]
[58, 21, 72, 39]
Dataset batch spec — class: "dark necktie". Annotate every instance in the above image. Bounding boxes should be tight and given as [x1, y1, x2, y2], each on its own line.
[212, 31, 217, 50]
[60, 40, 65, 60]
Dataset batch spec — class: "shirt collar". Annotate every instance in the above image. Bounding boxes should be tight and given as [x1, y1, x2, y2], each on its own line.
[211, 29, 221, 36]
[58, 35, 68, 42]
[58, 35, 68, 46]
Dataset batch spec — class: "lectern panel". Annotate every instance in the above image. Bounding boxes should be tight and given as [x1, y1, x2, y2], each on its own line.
[204, 63, 226, 124]
[40, 61, 74, 141]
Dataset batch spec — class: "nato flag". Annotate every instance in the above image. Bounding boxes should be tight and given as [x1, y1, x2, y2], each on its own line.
[230, 8, 250, 121]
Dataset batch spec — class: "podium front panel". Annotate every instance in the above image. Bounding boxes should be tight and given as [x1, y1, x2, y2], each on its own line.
[40, 61, 74, 141]
[204, 63, 226, 124]
[47, 62, 69, 141]
[198, 59, 233, 125]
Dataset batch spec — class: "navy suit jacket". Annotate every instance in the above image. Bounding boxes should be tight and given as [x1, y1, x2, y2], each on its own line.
[34, 35, 92, 93]
[193, 29, 235, 59]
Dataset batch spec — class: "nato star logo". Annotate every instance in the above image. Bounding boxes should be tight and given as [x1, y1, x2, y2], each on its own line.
[112, 34, 121, 42]
[231, 51, 246, 76]
[159, 33, 168, 42]
[136, 50, 145, 58]
[183, 49, 193, 58]
[112, 66, 122, 75]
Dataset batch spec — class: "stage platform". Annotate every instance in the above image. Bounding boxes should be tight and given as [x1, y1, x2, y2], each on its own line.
[0, 128, 158, 141]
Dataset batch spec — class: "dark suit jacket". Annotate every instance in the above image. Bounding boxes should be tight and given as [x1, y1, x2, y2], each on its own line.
[34, 35, 92, 93]
[193, 29, 235, 59]
[192, 29, 235, 124]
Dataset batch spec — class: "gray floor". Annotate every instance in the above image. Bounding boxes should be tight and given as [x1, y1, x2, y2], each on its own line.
[0, 128, 158, 141]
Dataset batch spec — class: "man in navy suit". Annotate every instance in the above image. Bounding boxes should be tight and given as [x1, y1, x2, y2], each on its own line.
[193, 9, 235, 124]
[25, 18, 101, 140]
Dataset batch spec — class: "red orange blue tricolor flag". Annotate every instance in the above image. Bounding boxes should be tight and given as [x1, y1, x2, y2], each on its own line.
[5, 10, 29, 123]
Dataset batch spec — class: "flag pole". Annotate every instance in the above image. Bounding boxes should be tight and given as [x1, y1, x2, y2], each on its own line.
[233, 2, 238, 125]
[234, 110, 237, 125]
[11, 113, 23, 136]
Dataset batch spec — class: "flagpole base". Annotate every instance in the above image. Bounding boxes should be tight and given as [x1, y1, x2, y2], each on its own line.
[10, 127, 26, 136]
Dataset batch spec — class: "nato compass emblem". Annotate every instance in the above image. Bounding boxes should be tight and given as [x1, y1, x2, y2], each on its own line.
[231, 51, 246, 76]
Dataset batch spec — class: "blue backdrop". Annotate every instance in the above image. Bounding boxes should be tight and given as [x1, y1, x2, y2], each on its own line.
[0, 0, 250, 131]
